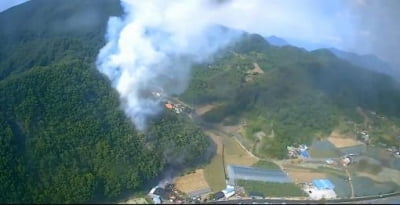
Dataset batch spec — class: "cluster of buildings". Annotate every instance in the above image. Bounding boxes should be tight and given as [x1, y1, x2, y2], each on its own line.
[287, 144, 310, 159]
[148, 184, 185, 204]
[164, 102, 186, 114]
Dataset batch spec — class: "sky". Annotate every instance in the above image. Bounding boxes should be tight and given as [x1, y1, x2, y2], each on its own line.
[1, 0, 399, 69]
[0, 0, 28, 12]
[210, 0, 400, 68]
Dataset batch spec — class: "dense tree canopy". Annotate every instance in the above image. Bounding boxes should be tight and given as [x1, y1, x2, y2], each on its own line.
[0, 0, 210, 203]
[181, 33, 400, 159]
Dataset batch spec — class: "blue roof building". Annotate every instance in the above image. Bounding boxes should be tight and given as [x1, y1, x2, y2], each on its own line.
[299, 150, 310, 158]
[312, 179, 335, 190]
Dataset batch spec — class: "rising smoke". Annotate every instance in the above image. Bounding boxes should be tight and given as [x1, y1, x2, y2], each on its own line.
[96, 0, 242, 130]
[96, 0, 400, 130]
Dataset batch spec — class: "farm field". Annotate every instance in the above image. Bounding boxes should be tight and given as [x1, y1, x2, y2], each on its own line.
[175, 169, 210, 195]
[327, 131, 363, 148]
[237, 180, 306, 197]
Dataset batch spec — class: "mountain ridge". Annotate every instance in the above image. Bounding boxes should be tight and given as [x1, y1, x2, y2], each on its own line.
[0, 0, 400, 203]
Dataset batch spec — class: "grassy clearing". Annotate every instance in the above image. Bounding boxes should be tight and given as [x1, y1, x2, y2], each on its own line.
[223, 135, 258, 166]
[351, 159, 382, 175]
[352, 176, 400, 196]
[316, 166, 347, 178]
[237, 180, 307, 197]
[203, 153, 226, 192]
[309, 148, 339, 158]
[309, 139, 341, 158]
[252, 160, 280, 170]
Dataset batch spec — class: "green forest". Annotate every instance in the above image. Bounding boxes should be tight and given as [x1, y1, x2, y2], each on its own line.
[0, 0, 210, 203]
[1, 0, 400, 203]
[180, 33, 400, 159]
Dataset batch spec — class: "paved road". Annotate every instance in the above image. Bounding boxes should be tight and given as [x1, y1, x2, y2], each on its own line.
[207, 192, 400, 204]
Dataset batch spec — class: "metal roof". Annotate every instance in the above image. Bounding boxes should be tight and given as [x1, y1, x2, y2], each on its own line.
[312, 179, 335, 190]
[227, 165, 292, 185]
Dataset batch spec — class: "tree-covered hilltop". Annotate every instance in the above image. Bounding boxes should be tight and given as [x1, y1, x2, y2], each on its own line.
[180, 33, 400, 159]
[0, 0, 210, 203]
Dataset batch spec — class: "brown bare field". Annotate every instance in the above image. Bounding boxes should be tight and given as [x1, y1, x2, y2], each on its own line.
[195, 104, 218, 116]
[285, 168, 328, 183]
[252, 62, 264, 74]
[328, 131, 362, 148]
[245, 62, 264, 82]
[175, 169, 210, 194]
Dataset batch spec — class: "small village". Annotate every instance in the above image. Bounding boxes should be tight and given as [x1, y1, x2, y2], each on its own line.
[124, 131, 399, 204]
[121, 90, 400, 204]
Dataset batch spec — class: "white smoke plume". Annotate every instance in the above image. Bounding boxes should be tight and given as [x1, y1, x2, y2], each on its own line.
[97, 0, 400, 130]
[96, 0, 242, 131]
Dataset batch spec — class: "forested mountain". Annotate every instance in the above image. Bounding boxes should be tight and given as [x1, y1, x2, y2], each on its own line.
[181, 33, 400, 158]
[265, 35, 289, 47]
[0, 0, 210, 203]
[1, 0, 400, 203]
[265, 36, 399, 80]
[328, 47, 399, 79]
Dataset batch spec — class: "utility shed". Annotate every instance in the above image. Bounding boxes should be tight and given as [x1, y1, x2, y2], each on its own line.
[227, 165, 291, 185]
[312, 179, 335, 190]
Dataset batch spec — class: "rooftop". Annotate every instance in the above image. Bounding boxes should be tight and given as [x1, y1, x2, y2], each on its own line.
[312, 179, 335, 190]
[227, 165, 291, 185]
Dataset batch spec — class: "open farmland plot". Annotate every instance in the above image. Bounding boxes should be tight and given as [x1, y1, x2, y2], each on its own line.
[328, 175, 352, 198]
[284, 167, 329, 184]
[175, 169, 211, 196]
[352, 176, 400, 197]
[252, 160, 280, 169]
[224, 136, 258, 166]
[203, 127, 260, 191]
[364, 146, 400, 169]
[327, 132, 363, 148]
[203, 131, 226, 191]
[203, 153, 226, 192]
[237, 180, 307, 197]
[309, 139, 341, 158]
[339, 144, 366, 155]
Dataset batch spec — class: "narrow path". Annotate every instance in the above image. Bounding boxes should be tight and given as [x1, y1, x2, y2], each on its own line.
[345, 168, 355, 198]
[233, 136, 260, 161]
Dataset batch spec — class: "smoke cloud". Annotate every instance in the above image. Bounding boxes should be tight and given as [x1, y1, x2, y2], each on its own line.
[97, 0, 400, 130]
[96, 0, 242, 130]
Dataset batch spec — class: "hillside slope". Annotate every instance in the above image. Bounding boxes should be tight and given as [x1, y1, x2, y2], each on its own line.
[0, 0, 210, 203]
[180, 33, 400, 158]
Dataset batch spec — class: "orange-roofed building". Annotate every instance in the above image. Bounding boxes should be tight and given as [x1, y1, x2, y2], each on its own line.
[165, 103, 173, 109]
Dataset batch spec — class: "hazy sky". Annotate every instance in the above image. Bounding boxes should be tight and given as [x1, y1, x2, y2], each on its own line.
[211, 0, 400, 68]
[1, 0, 399, 68]
[0, 0, 28, 12]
